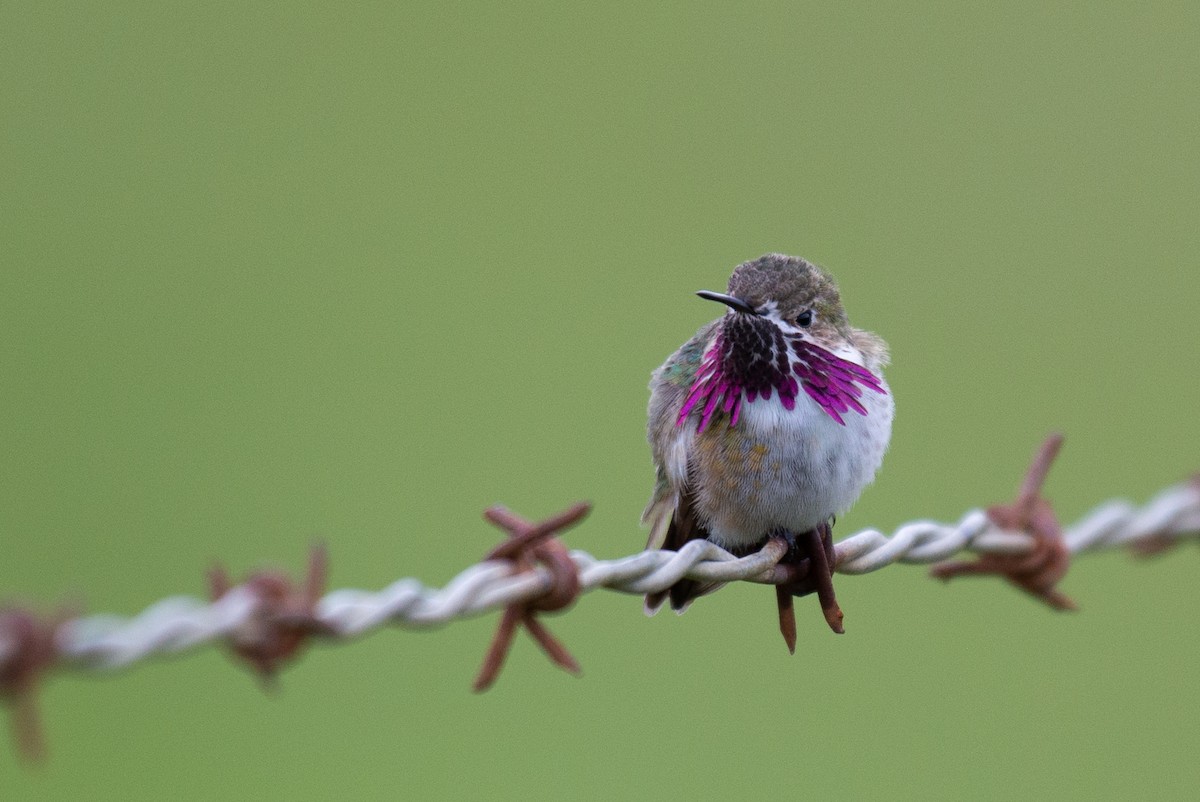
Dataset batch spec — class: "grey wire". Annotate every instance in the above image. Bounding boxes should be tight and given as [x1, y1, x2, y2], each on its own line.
[4, 481, 1196, 674]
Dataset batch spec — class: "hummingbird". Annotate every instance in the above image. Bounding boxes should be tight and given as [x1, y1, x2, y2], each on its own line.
[642, 253, 893, 650]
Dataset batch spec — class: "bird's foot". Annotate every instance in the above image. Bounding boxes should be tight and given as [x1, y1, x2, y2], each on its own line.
[769, 522, 844, 654]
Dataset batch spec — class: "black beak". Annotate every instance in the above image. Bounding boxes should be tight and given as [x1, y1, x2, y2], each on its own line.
[696, 290, 758, 316]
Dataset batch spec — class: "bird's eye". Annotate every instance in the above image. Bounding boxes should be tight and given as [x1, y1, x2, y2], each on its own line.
[795, 309, 814, 328]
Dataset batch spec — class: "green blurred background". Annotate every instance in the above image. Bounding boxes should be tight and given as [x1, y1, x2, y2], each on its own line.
[3, 2, 1198, 799]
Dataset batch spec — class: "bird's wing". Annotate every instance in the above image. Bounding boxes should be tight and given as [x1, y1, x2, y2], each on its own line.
[642, 323, 725, 613]
[642, 321, 716, 547]
[641, 466, 676, 551]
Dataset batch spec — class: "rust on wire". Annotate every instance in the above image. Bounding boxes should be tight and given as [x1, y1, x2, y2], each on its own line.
[472, 501, 591, 692]
[208, 545, 332, 683]
[0, 606, 72, 762]
[1129, 535, 1179, 557]
[930, 434, 1077, 610]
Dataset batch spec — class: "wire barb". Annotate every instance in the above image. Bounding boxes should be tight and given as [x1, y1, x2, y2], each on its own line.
[0, 606, 72, 762]
[929, 434, 1077, 610]
[208, 545, 332, 683]
[473, 502, 590, 692]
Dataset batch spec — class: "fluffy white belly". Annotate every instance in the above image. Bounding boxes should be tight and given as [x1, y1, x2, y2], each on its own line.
[693, 381, 893, 548]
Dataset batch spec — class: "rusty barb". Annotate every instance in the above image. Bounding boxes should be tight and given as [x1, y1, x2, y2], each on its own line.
[472, 502, 591, 692]
[208, 545, 332, 684]
[0, 606, 72, 763]
[930, 434, 1076, 610]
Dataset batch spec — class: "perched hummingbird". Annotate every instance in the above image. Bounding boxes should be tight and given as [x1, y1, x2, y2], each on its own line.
[643, 253, 893, 649]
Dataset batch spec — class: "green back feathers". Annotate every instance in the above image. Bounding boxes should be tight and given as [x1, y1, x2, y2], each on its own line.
[658, 328, 710, 388]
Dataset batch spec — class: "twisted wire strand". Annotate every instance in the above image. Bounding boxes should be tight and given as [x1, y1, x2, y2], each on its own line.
[15, 479, 1193, 674]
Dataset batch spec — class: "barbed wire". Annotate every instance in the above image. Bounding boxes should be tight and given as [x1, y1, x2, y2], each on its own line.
[47, 474, 1200, 669]
[2, 435, 1199, 760]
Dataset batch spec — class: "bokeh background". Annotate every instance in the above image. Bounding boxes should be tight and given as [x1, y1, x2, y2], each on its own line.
[3, 2, 1199, 799]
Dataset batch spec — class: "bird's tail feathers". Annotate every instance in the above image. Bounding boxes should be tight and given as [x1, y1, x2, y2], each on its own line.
[641, 492, 676, 551]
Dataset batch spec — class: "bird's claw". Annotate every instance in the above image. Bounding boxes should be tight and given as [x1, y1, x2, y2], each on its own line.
[769, 522, 845, 654]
